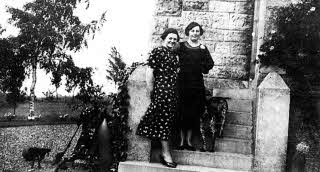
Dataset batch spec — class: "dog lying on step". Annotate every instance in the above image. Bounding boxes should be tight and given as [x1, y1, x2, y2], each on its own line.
[200, 89, 229, 152]
[22, 147, 51, 169]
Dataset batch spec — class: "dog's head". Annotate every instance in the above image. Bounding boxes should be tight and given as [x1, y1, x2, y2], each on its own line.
[41, 148, 51, 156]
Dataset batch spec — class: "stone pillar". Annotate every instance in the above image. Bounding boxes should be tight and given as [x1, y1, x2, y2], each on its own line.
[254, 72, 290, 172]
[126, 65, 151, 161]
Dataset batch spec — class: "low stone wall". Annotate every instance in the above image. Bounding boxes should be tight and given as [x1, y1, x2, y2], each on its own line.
[0, 124, 81, 171]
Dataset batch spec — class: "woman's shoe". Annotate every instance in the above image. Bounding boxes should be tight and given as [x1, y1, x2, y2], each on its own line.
[185, 145, 196, 151]
[159, 155, 177, 168]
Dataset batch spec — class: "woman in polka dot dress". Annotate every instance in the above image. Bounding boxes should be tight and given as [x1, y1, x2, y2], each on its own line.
[136, 28, 180, 168]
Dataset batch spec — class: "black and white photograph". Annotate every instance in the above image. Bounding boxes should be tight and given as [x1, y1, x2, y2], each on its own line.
[0, 0, 319, 171]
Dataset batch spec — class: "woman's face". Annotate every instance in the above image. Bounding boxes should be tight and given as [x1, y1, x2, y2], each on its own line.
[188, 26, 201, 42]
[163, 33, 178, 49]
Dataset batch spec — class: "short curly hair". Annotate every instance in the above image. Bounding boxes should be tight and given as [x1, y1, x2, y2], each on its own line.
[161, 28, 180, 42]
[185, 22, 204, 36]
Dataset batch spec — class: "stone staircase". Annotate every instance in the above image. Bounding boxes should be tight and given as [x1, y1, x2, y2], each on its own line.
[119, 89, 255, 172]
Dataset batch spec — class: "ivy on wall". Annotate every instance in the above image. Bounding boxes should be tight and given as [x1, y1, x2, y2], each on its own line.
[107, 61, 144, 171]
[258, 1, 320, 170]
[259, 0, 320, 84]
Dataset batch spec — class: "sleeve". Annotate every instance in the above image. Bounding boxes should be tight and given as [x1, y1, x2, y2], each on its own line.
[201, 45, 214, 74]
[147, 48, 161, 69]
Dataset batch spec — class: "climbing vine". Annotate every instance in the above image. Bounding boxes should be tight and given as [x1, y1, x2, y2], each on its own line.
[107, 62, 144, 171]
[69, 46, 144, 171]
[258, 1, 320, 169]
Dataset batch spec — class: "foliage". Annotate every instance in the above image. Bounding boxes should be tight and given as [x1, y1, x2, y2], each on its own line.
[56, 46, 143, 171]
[5, 0, 106, 113]
[0, 38, 26, 113]
[259, 1, 320, 168]
[106, 47, 127, 86]
[42, 89, 55, 101]
[259, 0, 320, 79]
[61, 58, 94, 97]
[71, 46, 143, 171]
[258, 0, 320, 110]
[107, 62, 144, 172]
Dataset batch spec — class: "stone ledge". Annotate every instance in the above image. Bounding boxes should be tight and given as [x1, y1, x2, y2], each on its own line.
[119, 161, 252, 172]
[204, 78, 249, 89]
[172, 151, 253, 171]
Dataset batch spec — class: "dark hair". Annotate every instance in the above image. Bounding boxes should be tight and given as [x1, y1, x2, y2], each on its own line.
[185, 22, 204, 36]
[161, 28, 180, 42]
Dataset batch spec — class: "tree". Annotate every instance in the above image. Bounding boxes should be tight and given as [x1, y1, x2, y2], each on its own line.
[106, 46, 127, 87]
[0, 37, 26, 114]
[51, 61, 63, 99]
[7, 0, 106, 117]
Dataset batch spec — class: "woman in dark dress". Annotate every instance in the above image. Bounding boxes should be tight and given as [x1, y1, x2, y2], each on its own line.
[136, 28, 180, 168]
[177, 22, 214, 150]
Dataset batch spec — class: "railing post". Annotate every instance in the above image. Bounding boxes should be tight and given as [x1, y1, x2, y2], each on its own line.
[254, 72, 290, 172]
[126, 66, 151, 162]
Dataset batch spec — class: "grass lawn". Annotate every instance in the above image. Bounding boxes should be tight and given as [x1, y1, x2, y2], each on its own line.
[0, 98, 80, 126]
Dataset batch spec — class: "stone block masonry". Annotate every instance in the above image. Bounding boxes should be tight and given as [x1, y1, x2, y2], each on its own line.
[151, 0, 254, 88]
[126, 66, 152, 162]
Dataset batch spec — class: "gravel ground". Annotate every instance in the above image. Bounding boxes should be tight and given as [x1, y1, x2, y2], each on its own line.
[0, 124, 88, 172]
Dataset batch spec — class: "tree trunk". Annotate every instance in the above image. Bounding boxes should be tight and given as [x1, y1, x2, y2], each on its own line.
[29, 57, 37, 117]
[72, 87, 76, 100]
[13, 102, 16, 115]
[56, 87, 58, 100]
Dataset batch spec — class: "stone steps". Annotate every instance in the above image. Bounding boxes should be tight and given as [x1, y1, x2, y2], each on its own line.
[210, 88, 253, 113]
[214, 137, 252, 155]
[172, 137, 252, 155]
[211, 89, 253, 100]
[225, 111, 252, 126]
[227, 99, 252, 113]
[118, 161, 251, 172]
[222, 124, 252, 140]
[172, 150, 253, 171]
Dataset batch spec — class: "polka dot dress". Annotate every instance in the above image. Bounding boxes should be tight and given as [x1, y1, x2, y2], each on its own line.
[136, 46, 179, 141]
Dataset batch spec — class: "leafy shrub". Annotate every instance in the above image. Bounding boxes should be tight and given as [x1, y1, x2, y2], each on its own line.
[258, 1, 320, 170]
[259, 0, 320, 83]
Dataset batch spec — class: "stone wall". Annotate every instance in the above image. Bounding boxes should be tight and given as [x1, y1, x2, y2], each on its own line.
[151, 0, 255, 89]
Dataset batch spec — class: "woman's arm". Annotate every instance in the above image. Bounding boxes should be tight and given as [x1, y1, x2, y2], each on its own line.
[146, 67, 154, 92]
[201, 44, 214, 74]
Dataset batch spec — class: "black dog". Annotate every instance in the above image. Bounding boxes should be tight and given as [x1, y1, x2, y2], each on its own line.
[200, 90, 228, 152]
[22, 147, 51, 169]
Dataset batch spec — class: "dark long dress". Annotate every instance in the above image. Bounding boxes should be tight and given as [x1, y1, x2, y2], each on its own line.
[136, 46, 179, 141]
[178, 41, 214, 130]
